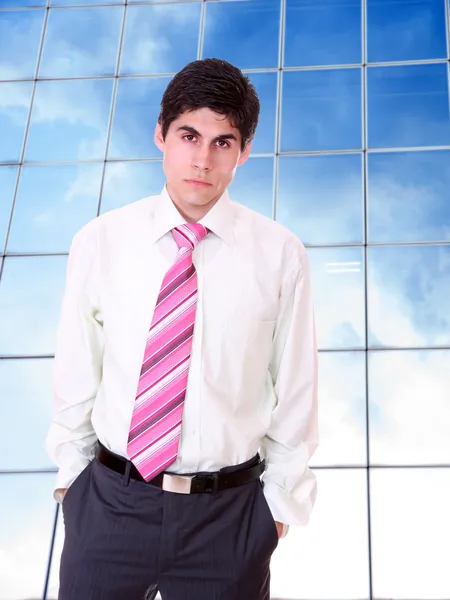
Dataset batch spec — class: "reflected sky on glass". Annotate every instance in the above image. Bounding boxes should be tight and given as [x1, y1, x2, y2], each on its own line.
[228, 157, 273, 218]
[271, 469, 369, 599]
[369, 350, 450, 466]
[0, 166, 17, 252]
[277, 153, 363, 245]
[367, 0, 447, 62]
[46, 510, 63, 600]
[109, 77, 170, 160]
[0, 0, 45, 8]
[0, 81, 32, 163]
[309, 246, 365, 350]
[367, 64, 450, 149]
[246, 72, 277, 155]
[120, 4, 200, 75]
[100, 160, 165, 214]
[39, 6, 123, 78]
[368, 245, 450, 348]
[281, 68, 362, 152]
[7, 164, 102, 254]
[202, 0, 279, 70]
[368, 150, 450, 243]
[284, 0, 361, 67]
[0, 474, 55, 600]
[371, 468, 450, 599]
[312, 351, 366, 467]
[52, 0, 122, 4]
[0, 256, 67, 355]
[0, 358, 53, 470]
[0, 9, 44, 80]
[25, 79, 113, 162]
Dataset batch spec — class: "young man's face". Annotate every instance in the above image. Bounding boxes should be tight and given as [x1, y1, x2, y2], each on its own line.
[154, 107, 252, 220]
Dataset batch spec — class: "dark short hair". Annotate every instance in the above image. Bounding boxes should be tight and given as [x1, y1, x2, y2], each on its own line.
[158, 58, 260, 150]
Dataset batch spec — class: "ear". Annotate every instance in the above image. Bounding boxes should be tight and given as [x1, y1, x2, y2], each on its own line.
[154, 122, 165, 153]
[237, 141, 252, 167]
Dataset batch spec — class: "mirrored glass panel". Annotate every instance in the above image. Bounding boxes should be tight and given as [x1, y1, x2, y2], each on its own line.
[0, 81, 33, 163]
[109, 77, 170, 160]
[369, 350, 450, 466]
[0, 9, 44, 80]
[284, 0, 361, 67]
[25, 79, 113, 162]
[368, 245, 450, 348]
[368, 150, 450, 243]
[52, 0, 122, 4]
[0, 0, 46, 7]
[277, 153, 363, 245]
[309, 246, 365, 350]
[313, 351, 366, 467]
[246, 72, 277, 155]
[39, 6, 123, 78]
[202, 0, 280, 70]
[0, 358, 53, 470]
[100, 160, 165, 214]
[0, 474, 55, 600]
[120, 4, 200, 75]
[371, 468, 450, 599]
[367, 0, 447, 62]
[0, 256, 68, 355]
[7, 164, 102, 254]
[281, 69, 362, 152]
[229, 157, 273, 219]
[271, 469, 369, 599]
[367, 64, 450, 149]
[0, 166, 18, 252]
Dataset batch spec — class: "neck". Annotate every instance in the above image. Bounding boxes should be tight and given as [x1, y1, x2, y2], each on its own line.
[166, 183, 221, 223]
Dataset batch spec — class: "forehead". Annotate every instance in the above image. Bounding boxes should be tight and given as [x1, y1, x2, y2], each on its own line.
[169, 107, 241, 139]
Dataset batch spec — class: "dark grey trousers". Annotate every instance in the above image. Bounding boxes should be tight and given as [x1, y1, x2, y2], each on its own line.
[59, 456, 279, 600]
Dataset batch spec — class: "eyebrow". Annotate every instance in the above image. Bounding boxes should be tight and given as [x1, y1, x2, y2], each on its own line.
[176, 125, 238, 143]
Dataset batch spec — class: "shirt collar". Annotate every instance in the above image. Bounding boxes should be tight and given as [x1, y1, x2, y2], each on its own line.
[151, 184, 235, 246]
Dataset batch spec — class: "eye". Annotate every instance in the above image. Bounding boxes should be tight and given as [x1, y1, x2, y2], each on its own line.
[183, 134, 197, 142]
[216, 139, 230, 148]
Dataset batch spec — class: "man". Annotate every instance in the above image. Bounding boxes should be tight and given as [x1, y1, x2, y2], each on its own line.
[46, 58, 318, 600]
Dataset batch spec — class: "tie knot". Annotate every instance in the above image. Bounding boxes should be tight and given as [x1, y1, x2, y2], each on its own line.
[172, 224, 209, 250]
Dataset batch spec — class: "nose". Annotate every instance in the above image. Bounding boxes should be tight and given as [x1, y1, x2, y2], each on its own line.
[192, 144, 212, 171]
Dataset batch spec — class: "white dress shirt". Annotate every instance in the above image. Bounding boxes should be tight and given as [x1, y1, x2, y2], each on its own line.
[46, 186, 318, 531]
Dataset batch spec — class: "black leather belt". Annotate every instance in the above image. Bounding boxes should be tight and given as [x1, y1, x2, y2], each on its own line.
[95, 443, 265, 494]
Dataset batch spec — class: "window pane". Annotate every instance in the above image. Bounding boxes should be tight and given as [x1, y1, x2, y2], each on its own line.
[229, 157, 273, 219]
[368, 150, 450, 243]
[100, 161, 165, 214]
[277, 154, 363, 245]
[371, 468, 450, 599]
[367, 0, 447, 62]
[0, 9, 44, 80]
[109, 77, 170, 160]
[368, 245, 450, 348]
[0, 256, 67, 355]
[39, 7, 123, 78]
[7, 164, 102, 254]
[284, 0, 361, 67]
[0, 166, 18, 251]
[271, 469, 369, 599]
[367, 64, 450, 149]
[25, 79, 113, 162]
[313, 351, 366, 467]
[309, 247, 365, 350]
[46, 509, 63, 600]
[0, 81, 33, 163]
[120, 4, 200, 76]
[51, 0, 122, 4]
[369, 350, 450, 466]
[0, 474, 55, 600]
[247, 72, 277, 154]
[202, 0, 280, 70]
[0, 0, 45, 6]
[281, 69, 362, 152]
[0, 358, 53, 469]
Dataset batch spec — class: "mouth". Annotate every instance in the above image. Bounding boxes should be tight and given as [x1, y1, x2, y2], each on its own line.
[184, 179, 213, 188]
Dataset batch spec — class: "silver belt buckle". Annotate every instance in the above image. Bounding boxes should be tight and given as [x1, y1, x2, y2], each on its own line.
[162, 473, 194, 494]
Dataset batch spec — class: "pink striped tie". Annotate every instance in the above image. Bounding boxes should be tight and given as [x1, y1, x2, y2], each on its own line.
[127, 223, 209, 481]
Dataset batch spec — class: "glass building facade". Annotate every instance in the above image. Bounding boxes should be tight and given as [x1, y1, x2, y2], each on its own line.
[1, 0, 450, 598]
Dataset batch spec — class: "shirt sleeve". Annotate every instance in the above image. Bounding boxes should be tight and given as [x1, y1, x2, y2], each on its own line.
[45, 228, 104, 502]
[261, 244, 319, 527]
